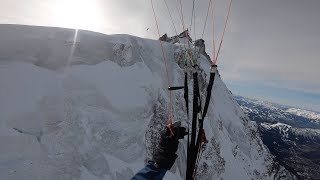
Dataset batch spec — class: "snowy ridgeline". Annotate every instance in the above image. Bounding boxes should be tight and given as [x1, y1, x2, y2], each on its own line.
[0, 25, 294, 180]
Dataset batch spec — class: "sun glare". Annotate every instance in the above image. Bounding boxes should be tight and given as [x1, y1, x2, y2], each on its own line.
[51, 0, 104, 31]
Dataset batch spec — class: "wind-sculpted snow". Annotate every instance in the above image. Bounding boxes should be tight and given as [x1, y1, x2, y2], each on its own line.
[0, 25, 294, 180]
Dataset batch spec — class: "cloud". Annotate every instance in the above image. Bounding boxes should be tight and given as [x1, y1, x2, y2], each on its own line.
[218, 0, 320, 95]
[226, 81, 320, 112]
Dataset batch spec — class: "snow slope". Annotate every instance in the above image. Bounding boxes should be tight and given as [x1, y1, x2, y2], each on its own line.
[0, 24, 293, 180]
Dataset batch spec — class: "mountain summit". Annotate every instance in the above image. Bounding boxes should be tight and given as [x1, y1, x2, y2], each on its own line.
[0, 24, 295, 179]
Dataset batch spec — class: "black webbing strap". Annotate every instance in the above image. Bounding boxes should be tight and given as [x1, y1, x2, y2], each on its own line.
[184, 72, 189, 115]
[201, 65, 217, 120]
[185, 71, 191, 180]
[187, 65, 217, 179]
[186, 70, 201, 180]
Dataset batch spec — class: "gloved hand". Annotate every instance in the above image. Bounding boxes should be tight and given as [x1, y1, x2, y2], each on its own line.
[153, 121, 187, 170]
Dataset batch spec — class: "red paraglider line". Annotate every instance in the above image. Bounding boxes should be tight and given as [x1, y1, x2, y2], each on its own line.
[214, 0, 233, 65]
[150, 0, 173, 125]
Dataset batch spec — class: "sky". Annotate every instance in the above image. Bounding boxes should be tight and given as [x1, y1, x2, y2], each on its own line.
[0, 0, 319, 111]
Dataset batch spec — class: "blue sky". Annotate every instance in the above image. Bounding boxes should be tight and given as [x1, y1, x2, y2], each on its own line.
[225, 80, 320, 112]
[0, 0, 319, 111]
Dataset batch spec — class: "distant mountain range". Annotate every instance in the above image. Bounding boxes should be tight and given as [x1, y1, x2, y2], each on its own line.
[235, 96, 320, 180]
[235, 96, 320, 129]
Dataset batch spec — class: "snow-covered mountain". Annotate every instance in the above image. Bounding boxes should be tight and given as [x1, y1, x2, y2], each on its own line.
[259, 123, 320, 180]
[235, 96, 320, 179]
[0, 24, 294, 180]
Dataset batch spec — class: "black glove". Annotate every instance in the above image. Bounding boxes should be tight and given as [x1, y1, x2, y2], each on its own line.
[153, 121, 188, 170]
